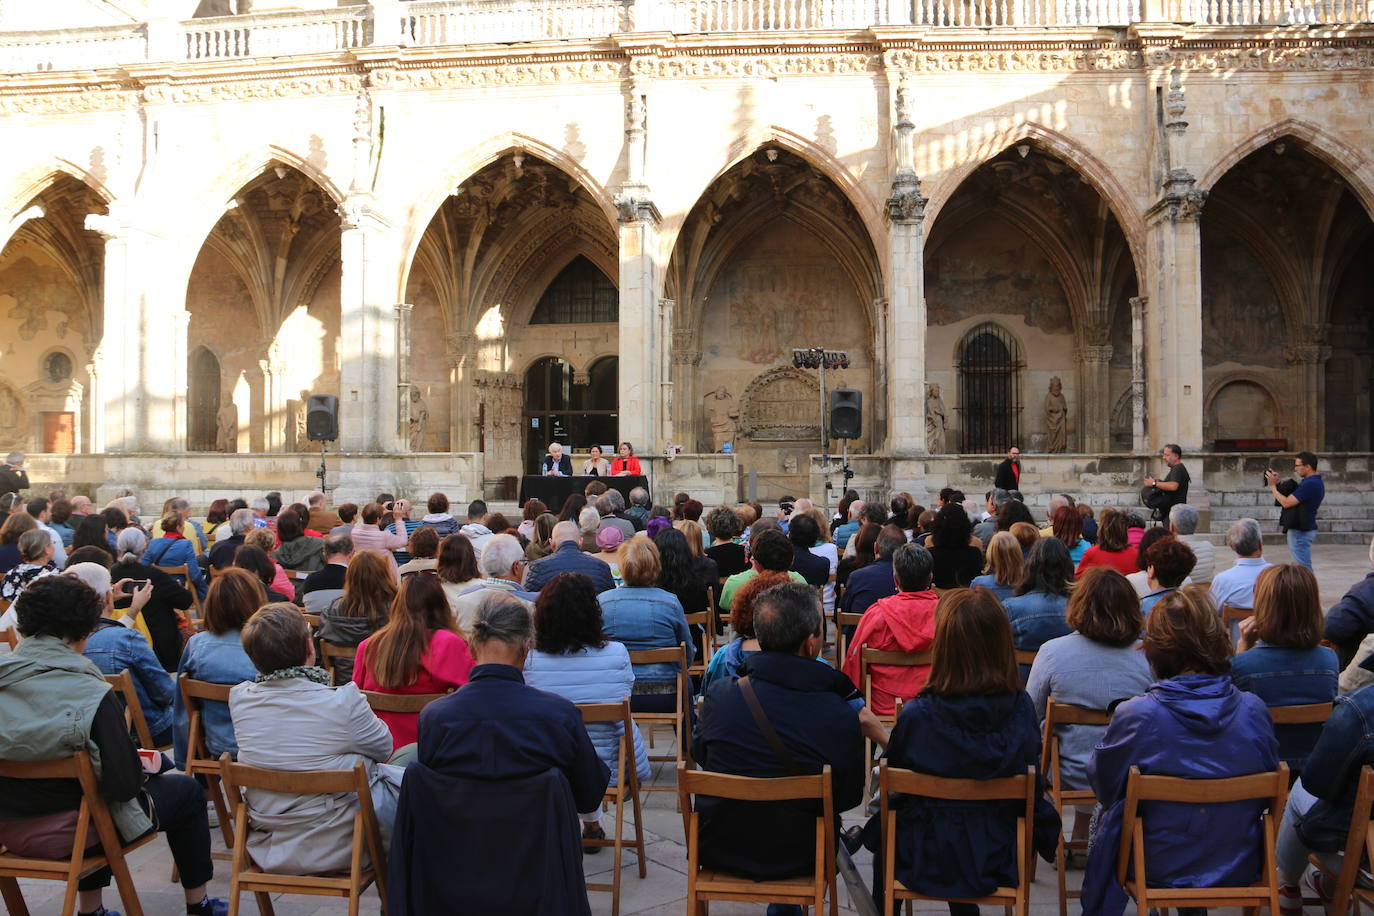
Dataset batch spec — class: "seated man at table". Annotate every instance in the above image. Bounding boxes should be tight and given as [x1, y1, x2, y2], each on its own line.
[541, 442, 573, 477]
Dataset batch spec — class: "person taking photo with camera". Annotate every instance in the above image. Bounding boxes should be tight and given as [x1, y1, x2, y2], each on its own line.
[1265, 451, 1325, 570]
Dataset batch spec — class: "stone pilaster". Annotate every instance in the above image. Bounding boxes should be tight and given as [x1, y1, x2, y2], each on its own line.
[395, 302, 414, 448]
[338, 195, 403, 453]
[171, 309, 190, 450]
[85, 210, 181, 453]
[1074, 335, 1114, 452]
[884, 67, 927, 456]
[1143, 66, 1205, 452]
[672, 327, 703, 450]
[1130, 296, 1148, 451]
[446, 332, 476, 453]
[1286, 329, 1331, 450]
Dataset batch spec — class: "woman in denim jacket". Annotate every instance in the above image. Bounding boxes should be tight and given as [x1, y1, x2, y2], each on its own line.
[597, 537, 692, 713]
[1232, 563, 1337, 775]
[1003, 538, 1074, 679]
[172, 568, 261, 769]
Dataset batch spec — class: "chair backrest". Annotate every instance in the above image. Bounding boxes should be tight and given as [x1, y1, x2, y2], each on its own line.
[154, 564, 192, 584]
[578, 698, 635, 789]
[1327, 765, 1374, 915]
[319, 640, 357, 685]
[1268, 702, 1334, 725]
[1040, 699, 1111, 785]
[1116, 763, 1289, 884]
[859, 644, 933, 711]
[678, 765, 834, 867]
[362, 690, 450, 714]
[104, 669, 156, 749]
[1221, 604, 1254, 625]
[0, 750, 125, 860]
[682, 611, 710, 629]
[1014, 649, 1037, 667]
[1, 626, 16, 649]
[627, 644, 688, 670]
[178, 674, 235, 766]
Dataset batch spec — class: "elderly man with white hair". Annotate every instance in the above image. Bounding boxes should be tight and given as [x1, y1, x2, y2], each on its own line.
[1209, 517, 1272, 643]
[208, 506, 257, 569]
[1169, 503, 1216, 583]
[541, 442, 572, 476]
[524, 520, 616, 593]
[449, 534, 538, 633]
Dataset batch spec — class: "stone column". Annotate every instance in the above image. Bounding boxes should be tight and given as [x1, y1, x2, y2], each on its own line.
[884, 69, 927, 455]
[84, 353, 103, 454]
[1286, 331, 1331, 450]
[672, 327, 702, 450]
[1130, 296, 1148, 451]
[658, 297, 675, 449]
[1075, 333, 1113, 452]
[338, 196, 403, 453]
[171, 309, 190, 449]
[85, 212, 181, 452]
[395, 302, 414, 448]
[446, 332, 476, 453]
[1143, 68, 1205, 452]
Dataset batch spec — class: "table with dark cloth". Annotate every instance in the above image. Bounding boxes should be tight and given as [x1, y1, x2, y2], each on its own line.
[517, 475, 649, 515]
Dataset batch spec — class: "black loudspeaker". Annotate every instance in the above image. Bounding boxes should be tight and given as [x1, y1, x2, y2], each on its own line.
[306, 395, 339, 441]
[829, 389, 862, 440]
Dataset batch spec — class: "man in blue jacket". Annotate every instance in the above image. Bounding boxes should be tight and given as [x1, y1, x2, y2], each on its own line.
[522, 521, 614, 593]
[839, 525, 907, 616]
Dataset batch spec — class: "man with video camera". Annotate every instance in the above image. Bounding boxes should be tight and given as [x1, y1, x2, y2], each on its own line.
[1265, 451, 1325, 570]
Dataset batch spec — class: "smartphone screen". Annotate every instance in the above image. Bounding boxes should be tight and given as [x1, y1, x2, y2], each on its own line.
[121, 580, 149, 594]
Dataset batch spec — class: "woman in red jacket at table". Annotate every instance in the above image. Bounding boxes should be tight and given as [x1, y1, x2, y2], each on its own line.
[611, 441, 642, 476]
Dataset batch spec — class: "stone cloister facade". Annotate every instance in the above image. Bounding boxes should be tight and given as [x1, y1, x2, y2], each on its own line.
[0, 1, 1373, 506]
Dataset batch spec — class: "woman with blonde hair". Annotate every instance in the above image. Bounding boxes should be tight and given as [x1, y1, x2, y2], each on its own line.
[970, 530, 1024, 603]
[597, 536, 693, 713]
[1233, 563, 1337, 773]
[318, 550, 397, 682]
[352, 573, 474, 751]
[1008, 521, 1041, 558]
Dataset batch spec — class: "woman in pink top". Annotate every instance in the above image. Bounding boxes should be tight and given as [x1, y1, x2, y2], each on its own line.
[353, 573, 474, 751]
[349, 501, 410, 575]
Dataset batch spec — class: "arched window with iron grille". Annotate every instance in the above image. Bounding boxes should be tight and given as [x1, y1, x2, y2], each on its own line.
[957, 323, 1022, 454]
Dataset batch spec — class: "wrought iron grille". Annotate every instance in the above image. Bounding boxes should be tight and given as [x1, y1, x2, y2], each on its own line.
[956, 322, 1023, 454]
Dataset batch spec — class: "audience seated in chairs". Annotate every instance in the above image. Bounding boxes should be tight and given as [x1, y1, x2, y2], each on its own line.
[969, 530, 1024, 604]
[1209, 517, 1272, 617]
[141, 511, 208, 601]
[1049, 504, 1091, 567]
[524, 520, 615, 594]
[1232, 563, 1338, 774]
[599, 536, 694, 714]
[860, 586, 1060, 913]
[702, 566, 793, 691]
[0, 528, 57, 621]
[273, 508, 324, 575]
[434, 532, 481, 618]
[523, 571, 650, 848]
[1138, 536, 1198, 617]
[396, 526, 439, 577]
[228, 602, 402, 874]
[842, 542, 939, 716]
[419, 492, 459, 538]
[838, 524, 905, 616]
[352, 573, 474, 753]
[388, 592, 609, 916]
[302, 532, 353, 615]
[449, 533, 536, 633]
[927, 504, 984, 589]
[1081, 586, 1281, 916]
[207, 507, 254, 570]
[110, 527, 195, 672]
[73, 563, 176, 747]
[318, 549, 396, 684]
[1003, 538, 1076, 680]
[172, 568, 262, 771]
[0, 575, 229, 916]
[1320, 534, 1374, 674]
[523, 512, 558, 564]
[233, 543, 294, 604]
[1075, 509, 1138, 579]
[703, 505, 749, 579]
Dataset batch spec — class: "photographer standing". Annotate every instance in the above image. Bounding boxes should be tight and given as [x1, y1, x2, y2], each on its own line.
[1265, 451, 1325, 570]
[0, 452, 27, 499]
[1142, 444, 1190, 521]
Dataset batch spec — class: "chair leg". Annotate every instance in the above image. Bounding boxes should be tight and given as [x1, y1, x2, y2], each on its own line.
[108, 849, 146, 916]
[1056, 834, 1069, 916]
[206, 774, 235, 849]
[0, 877, 29, 916]
[253, 891, 275, 916]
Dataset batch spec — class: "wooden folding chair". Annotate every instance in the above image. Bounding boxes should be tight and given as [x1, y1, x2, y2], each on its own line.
[1116, 763, 1289, 916]
[104, 669, 162, 750]
[678, 764, 837, 916]
[179, 674, 237, 849]
[1014, 649, 1037, 669]
[280, 568, 311, 604]
[578, 699, 647, 916]
[1310, 765, 1374, 916]
[628, 643, 692, 796]
[683, 611, 713, 682]
[361, 691, 450, 714]
[859, 645, 931, 792]
[1041, 699, 1111, 916]
[219, 754, 387, 916]
[1, 626, 16, 650]
[154, 564, 202, 617]
[1268, 701, 1334, 726]
[833, 608, 862, 665]
[1221, 604, 1254, 630]
[320, 641, 357, 687]
[880, 762, 1036, 916]
[0, 750, 159, 916]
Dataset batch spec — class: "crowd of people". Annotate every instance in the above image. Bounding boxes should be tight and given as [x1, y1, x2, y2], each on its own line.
[0, 447, 1370, 916]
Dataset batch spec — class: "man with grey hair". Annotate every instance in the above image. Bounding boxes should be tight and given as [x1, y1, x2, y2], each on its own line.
[595, 493, 635, 541]
[523, 521, 615, 593]
[691, 580, 867, 883]
[249, 496, 271, 529]
[974, 489, 1011, 547]
[603, 487, 644, 533]
[0, 451, 27, 498]
[625, 486, 651, 527]
[450, 534, 537, 633]
[841, 542, 938, 714]
[209, 507, 256, 568]
[302, 532, 353, 614]
[834, 499, 864, 551]
[1169, 503, 1215, 583]
[1208, 518, 1269, 618]
[1039, 493, 1075, 536]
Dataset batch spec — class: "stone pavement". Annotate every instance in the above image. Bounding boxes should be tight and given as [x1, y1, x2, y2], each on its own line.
[11, 541, 1371, 915]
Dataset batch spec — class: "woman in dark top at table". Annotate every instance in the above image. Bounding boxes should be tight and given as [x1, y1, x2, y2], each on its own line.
[704, 505, 749, 579]
[927, 504, 984, 588]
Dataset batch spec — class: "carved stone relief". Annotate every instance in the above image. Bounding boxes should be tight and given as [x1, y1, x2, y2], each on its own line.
[737, 368, 821, 441]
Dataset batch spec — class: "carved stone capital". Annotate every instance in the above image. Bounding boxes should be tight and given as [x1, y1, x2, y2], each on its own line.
[572, 370, 591, 386]
[614, 184, 660, 224]
[1147, 170, 1206, 224]
[886, 170, 927, 224]
[1075, 344, 1114, 365]
[1285, 343, 1331, 365]
[337, 196, 391, 231]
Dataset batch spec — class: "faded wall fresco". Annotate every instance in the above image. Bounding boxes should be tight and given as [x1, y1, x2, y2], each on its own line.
[1201, 227, 1285, 370]
[925, 220, 1072, 334]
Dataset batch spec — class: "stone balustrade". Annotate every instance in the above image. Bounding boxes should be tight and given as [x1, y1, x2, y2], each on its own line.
[2, 0, 1370, 75]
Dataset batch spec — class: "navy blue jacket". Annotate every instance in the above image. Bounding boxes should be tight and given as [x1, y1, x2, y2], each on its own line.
[791, 547, 830, 588]
[417, 664, 609, 813]
[841, 557, 896, 616]
[1323, 571, 1374, 671]
[691, 651, 865, 881]
[867, 691, 1059, 899]
[523, 541, 616, 594]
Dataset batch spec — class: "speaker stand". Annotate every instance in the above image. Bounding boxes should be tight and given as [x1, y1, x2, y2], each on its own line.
[316, 441, 329, 495]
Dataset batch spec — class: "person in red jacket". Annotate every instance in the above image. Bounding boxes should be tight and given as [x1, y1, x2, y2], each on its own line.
[841, 541, 939, 715]
[611, 441, 642, 476]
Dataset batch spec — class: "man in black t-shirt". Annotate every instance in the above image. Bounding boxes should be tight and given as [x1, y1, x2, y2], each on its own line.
[1143, 443, 1190, 521]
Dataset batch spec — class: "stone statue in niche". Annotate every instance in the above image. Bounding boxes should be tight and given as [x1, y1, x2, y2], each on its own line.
[216, 404, 238, 454]
[704, 386, 738, 452]
[409, 388, 429, 452]
[1044, 376, 1068, 453]
[0, 383, 26, 451]
[925, 384, 947, 454]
